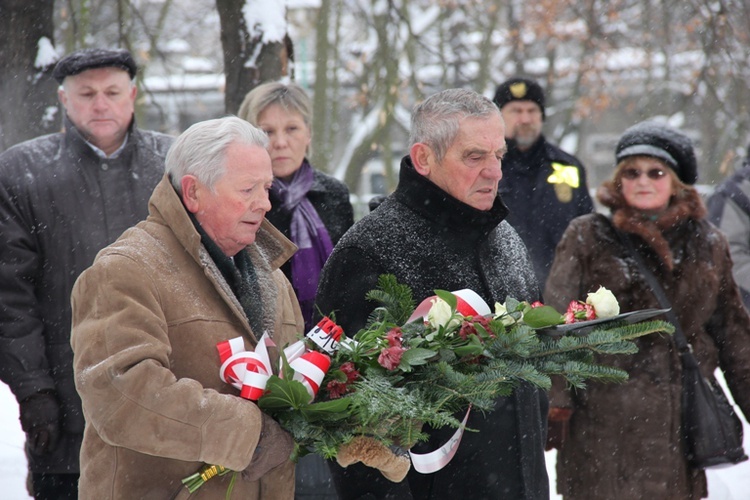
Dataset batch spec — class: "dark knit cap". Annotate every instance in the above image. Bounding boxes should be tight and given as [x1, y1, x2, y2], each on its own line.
[53, 48, 137, 83]
[492, 77, 546, 119]
[615, 121, 698, 185]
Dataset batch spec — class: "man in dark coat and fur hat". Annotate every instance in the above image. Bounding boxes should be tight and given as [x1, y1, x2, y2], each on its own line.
[316, 88, 549, 500]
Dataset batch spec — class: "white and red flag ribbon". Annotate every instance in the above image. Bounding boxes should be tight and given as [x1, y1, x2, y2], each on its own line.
[407, 289, 491, 324]
[409, 406, 472, 474]
[305, 316, 344, 354]
[217, 333, 276, 401]
[217, 316, 345, 402]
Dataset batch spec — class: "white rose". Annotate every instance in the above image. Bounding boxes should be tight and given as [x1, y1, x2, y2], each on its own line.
[427, 298, 458, 329]
[586, 286, 620, 318]
[493, 302, 517, 326]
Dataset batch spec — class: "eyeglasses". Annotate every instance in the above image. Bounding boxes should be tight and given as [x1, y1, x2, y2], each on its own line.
[621, 168, 668, 181]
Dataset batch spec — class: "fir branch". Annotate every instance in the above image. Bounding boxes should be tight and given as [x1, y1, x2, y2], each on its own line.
[365, 274, 416, 325]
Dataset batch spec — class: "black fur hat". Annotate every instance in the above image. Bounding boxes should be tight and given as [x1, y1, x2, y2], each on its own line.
[615, 121, 698, 185]
[53, 48, 137, 83]
[492, 77, 545, 119]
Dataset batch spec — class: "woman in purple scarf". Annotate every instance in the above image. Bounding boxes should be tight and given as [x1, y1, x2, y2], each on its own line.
[238, 82, 354, 332]
[239, 82, 354, 500]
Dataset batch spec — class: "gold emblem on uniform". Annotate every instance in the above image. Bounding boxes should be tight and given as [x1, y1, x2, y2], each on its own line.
[509, 82, 528, 99]
[553, 183, 573, 203]
[547, 162, 579, 203]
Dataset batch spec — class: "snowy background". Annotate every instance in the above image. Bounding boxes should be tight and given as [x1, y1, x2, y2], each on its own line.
[1, 374, 749, 499]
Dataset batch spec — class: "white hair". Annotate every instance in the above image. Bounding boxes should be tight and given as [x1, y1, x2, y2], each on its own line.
[166, 116, 269, 193]
[410, 88, 501, 162]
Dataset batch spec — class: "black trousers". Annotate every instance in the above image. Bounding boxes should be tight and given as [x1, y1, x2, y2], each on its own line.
[30, 473, 78, 500]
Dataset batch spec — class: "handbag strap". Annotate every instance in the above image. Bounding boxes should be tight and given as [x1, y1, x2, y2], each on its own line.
[608, 218, 699, 369]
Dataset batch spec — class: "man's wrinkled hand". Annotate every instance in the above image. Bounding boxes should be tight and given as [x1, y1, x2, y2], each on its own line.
[19, 393, 61, 456]
[243, 413, 294, 482]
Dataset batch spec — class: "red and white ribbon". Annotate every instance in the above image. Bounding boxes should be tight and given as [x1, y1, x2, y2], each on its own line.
[306, 316, 344, 355]
[407, 289, 491, 324]
[217, 333, 276, 401]
[217, 318, 345, 402]
[286, 349, 331, 401]
[409, 406, 472, 474]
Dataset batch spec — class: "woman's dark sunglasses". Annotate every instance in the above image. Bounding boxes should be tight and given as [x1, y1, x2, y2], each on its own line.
[621, 167, 667, 180]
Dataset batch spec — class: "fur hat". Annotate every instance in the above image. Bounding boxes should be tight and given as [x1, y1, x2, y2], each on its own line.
[53, 48, 137, 83]
[492, 77, 545, 119]
[615, 121, 698, 185]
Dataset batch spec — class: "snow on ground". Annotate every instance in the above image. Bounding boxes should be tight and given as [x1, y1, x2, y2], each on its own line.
[1, 376, 749, 499]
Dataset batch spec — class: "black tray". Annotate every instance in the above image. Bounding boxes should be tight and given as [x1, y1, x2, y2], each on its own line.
[539, 308, 671, 337]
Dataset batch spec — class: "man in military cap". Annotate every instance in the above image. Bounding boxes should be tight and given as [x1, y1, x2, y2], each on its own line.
[493, 77, 594, 289]
[0, 48, 173, 499]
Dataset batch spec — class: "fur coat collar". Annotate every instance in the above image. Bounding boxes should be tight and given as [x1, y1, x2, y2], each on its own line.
[596, 181, 706, 270]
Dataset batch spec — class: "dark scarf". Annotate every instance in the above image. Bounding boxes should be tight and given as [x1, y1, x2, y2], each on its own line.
[271, 160, 333, 328]
[394, 156, 509, 240]
[188, 212, 264, 335]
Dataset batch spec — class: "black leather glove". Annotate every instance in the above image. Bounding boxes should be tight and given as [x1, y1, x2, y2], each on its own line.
[243, 412, 294, 481]
[19, 392, 61, 456]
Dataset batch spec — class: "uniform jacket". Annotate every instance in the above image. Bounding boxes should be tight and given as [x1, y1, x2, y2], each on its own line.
[316, 156, 549, 500]
[707, 164, 750, 309]
[499, 135, 593, 288]
[70, 176, 304, 499]
[545, 184, 750, 499]
[0, 115, 172, 473]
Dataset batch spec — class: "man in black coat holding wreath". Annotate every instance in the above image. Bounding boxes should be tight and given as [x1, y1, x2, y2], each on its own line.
[316, 88, 548, 500]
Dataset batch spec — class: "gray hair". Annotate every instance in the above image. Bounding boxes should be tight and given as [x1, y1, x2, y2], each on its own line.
[410, 88, 501, 162]
[166, 116, 269, 193]
[237, 81, 312, 129]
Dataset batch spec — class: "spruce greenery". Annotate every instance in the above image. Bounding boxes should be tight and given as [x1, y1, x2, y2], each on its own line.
[259, 274, 674, 460]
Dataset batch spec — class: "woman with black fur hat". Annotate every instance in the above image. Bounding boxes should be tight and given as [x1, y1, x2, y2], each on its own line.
[544, 121, 750, 499]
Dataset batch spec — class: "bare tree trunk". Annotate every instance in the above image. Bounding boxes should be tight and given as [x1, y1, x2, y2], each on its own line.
[216, 0, 289, 115]
[0, 0, 59, 151]
[310, 0, 332, 170]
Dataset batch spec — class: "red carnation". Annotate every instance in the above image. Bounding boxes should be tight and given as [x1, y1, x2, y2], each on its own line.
[386, 327, 403, 347]
[564, 300, 596, 324]
[378, 346, 406, 371]
[339, 361, 360, 382]
[458, 320, 478, 340]
[327, 380, 349, 399]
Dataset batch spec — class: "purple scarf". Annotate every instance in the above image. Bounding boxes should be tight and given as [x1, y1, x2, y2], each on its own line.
[272, 161, 334, 329]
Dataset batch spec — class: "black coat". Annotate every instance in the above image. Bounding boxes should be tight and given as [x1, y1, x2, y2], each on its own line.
[499, 136, 593, 288]
[316, 156, 549, 500]
[0, 116, 172, 473]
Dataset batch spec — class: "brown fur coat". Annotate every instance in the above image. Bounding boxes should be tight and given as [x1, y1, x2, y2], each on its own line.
[544, 184, 750, 499]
